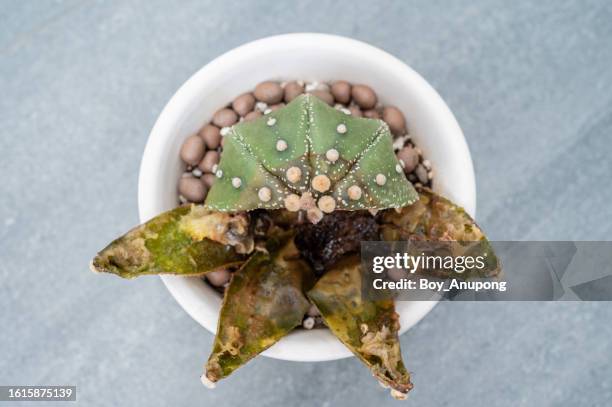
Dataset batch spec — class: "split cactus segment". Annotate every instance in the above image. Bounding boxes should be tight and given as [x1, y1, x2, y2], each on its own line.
[204, 232, 314, 385]
[307, 255, 412, 398]
[204, 94, 418, 215]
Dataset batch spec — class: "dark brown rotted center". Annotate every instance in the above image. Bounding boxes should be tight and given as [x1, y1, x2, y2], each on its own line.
[294, 211, 379, 275]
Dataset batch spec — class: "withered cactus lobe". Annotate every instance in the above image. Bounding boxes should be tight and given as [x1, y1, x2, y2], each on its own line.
[381, 186, 484, 240]
[307, 256, 412, 398]
[205, 235, 314, 383]
[90, 205, 247, 278]
[381, 186, 500, 279]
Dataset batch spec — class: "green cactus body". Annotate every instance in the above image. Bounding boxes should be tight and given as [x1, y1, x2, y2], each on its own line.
[205, 235, 314, 383]
[380, 186, 500, 279]
[91, 205, 247, 278]
[205, 94, 417, 214]
[307, 255, 412, 397]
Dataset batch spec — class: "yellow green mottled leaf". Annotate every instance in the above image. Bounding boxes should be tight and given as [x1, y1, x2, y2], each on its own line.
[381, 187, 500, 279]
[307, 256, 412, 396]
[204, 237, 314, 383]
[91, 205, 247, 279]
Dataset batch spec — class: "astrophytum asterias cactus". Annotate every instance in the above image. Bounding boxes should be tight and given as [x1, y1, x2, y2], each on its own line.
[91, 93, 498, 401]
[204, 94, 417, 216]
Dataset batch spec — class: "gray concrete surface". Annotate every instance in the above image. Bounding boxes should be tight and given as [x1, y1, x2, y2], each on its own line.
[1, 1, 611, 406]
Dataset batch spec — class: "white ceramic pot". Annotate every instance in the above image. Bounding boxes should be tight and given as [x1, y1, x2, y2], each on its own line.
[138, 33, 475, 362]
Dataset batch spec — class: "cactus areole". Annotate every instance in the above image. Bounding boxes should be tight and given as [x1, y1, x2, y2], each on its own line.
[204, 94, 418, 216]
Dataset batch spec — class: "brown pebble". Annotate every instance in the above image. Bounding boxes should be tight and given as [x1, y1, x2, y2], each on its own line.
[180, 135, 206, 166]
[284, 81, 304, 102]
[363, 109, 380, 119]
[198, 150, 219, 172]
[206, 269, 231, 287]
[199, 124, 221, 149]
[352, 84, 377, 109]
[254, 81, 283, 104]
[232, 93, 256, 117]
[388, 267, 409, 282]
[348, 105, 362, 117]
[269, 103, 285, 111]
[415, 164, 428, 184]
[330, 81, 351, 104]
[244, 111, 262, 122]
[397, 146, 419, 173]
[212, 108, 238, 128]
[179, 176, 207, 202]
[309, 90, 334, 105]
[383, 106, 406, 136]
[201, 173, 216, 188]
[307, 304, 321, 317]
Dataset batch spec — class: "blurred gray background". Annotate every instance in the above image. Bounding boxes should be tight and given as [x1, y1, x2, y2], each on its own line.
[2, 1, 612, 406]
